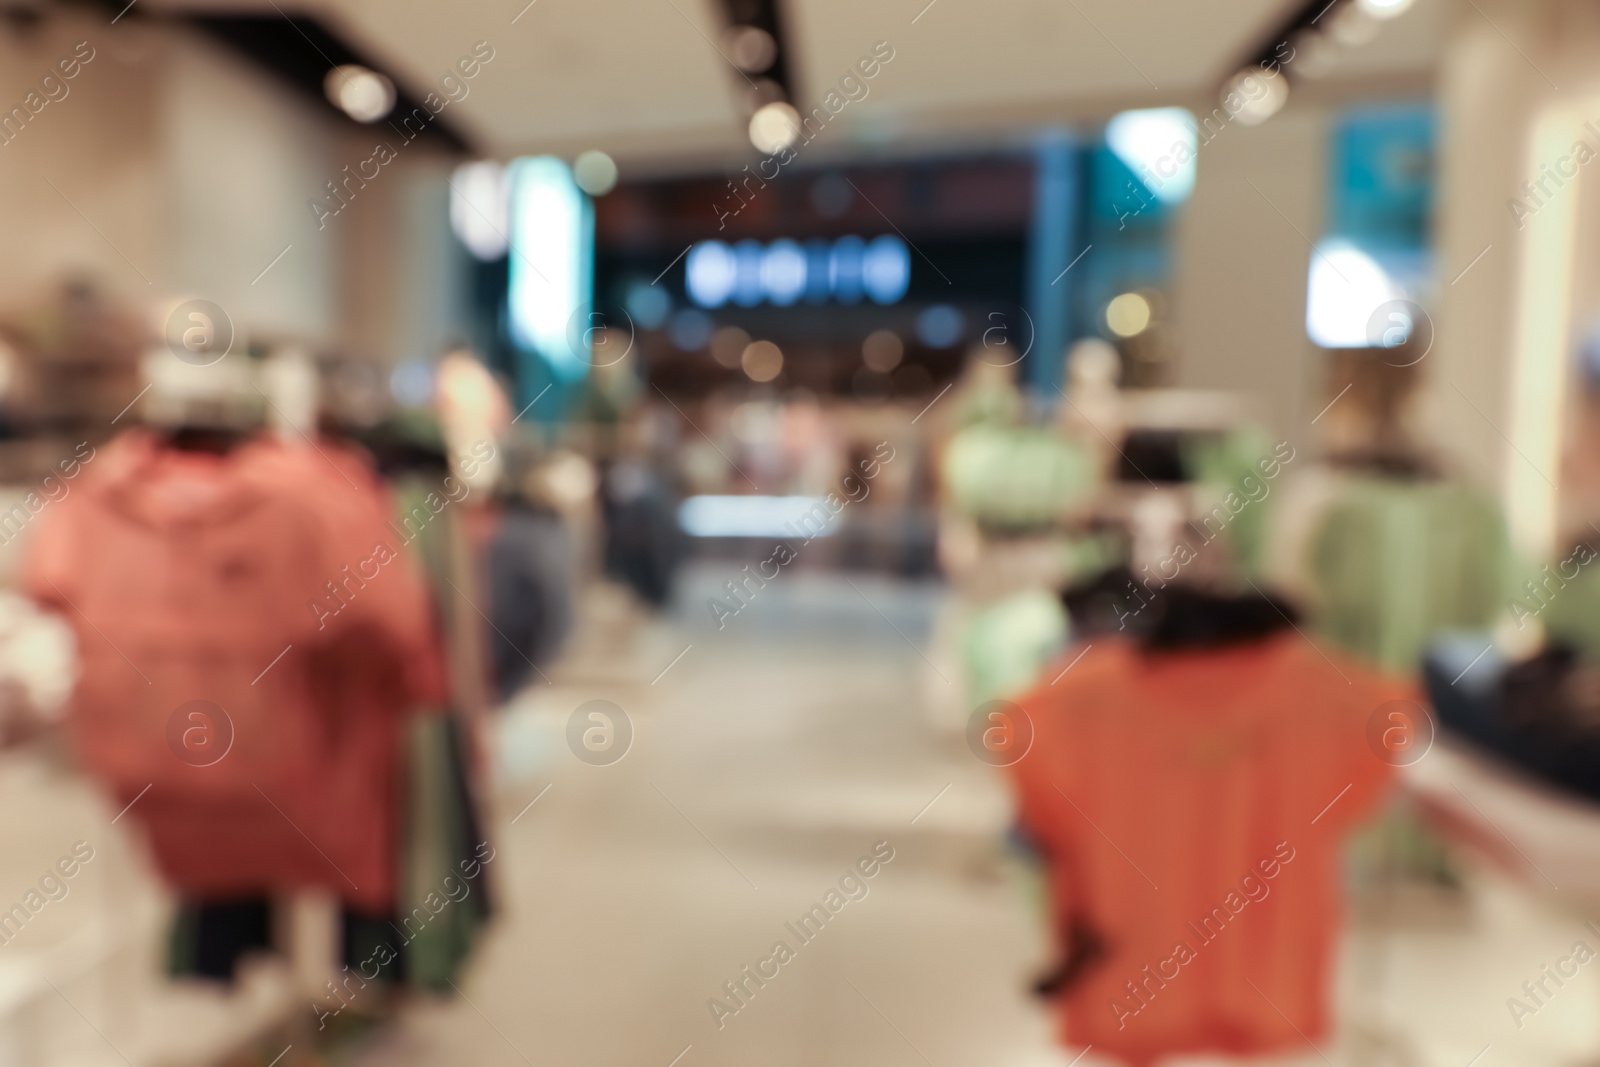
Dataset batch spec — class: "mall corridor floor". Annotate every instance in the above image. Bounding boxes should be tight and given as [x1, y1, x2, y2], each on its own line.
[353, 568, 1600, 1067]
[366, 568, 1063, 1067]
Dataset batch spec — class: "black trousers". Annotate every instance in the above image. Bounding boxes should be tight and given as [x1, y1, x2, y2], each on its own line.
[170, 896, 407, 984]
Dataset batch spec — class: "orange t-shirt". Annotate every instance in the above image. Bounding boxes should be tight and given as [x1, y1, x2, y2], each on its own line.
[1009, 633, 1405, 1066]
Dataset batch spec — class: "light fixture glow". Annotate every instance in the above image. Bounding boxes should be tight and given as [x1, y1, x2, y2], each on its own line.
[667, 309, 713, 350]
[733, 240, 764, 306]
[1106, 293, 1152, 338]
[625, 283, 671, 328]
[862, 330, 904, 372]
[761, 239, 808, 305]
[728, 26, 777, 73]
[324, 65, 395, 123]
[678, 495, 839, 538]
[573, 150, 618, 196]
[683, 236, 913, 307]
[686, 241, 737, 307]
[1359, 0, 1414, 19]
[1105, 107, 1198, 204]
[449, 161, 509, 260]
[1223, 68, 1289, 127]
[916, 305, 964, 347]
[741, 340, 783, 382]
[830, 236, 865, 304]
[862, 236, 911, 303]
[710, 326, 751, 369]
[1328, 3, 1381, 45]
[749, 102, 801, 153]
[1305, 240, 1403, 348]
[507, 156, 594, 381]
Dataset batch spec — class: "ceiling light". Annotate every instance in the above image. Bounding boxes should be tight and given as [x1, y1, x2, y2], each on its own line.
[573, 150, 618, 196]
[449, 161, 509, 260]
[1106, 292, 1152, 338]
[749, 102, 801, 153]
[506, 157, 594, 382]
[324, 65, 395, 123]
[1289, 29, 1336, 79]
[1358, 0, 1414, 21]
[1305, 240, 1403, 347]
[1327, 3, 1381, 45]
[1223, 68, 1288, 127]
[728, 26, 777, 73]
[1105, 107, 1197, 203]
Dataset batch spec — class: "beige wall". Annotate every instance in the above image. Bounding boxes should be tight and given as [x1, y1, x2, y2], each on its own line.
[1172, 0, 1600, 559]
[0, 13, 465, 366]
[163, 28, 338, 344]
[331, 149, 469, 367]
[1171, 105, 1330, 455]
[1425, 0, 1600, 555]
[0, 15, 164, 307]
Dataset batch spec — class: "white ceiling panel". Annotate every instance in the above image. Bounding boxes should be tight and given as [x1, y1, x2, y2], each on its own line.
[145, 0, 1443, 165]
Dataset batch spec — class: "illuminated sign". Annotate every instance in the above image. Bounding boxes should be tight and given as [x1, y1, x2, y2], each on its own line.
[507, 156, 594, 381]
[686, 235, 910, 308]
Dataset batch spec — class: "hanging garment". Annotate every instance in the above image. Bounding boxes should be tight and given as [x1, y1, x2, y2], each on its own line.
[962, 587, 1068, 705]
[1268, 470, 1508, 675]
[399, 713, 494, 991]
[600, 460, 679, 607]
[280, 435, 450, 921]
[1426, 637, 1600, 804]
[389, 475, 496, 992]
[1531, 539, 1600, 656]
[168, 897, 406, 985]
[939, 423, 1097, 533]
[1009, 625, 1404, 1067]
[485, 502, 573, 701]
[25, 430, 439, 914]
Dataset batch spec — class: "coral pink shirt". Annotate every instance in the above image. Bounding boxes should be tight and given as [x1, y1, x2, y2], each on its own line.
[26, 431, 440, 911]
[1010, 633, 1404, 1066]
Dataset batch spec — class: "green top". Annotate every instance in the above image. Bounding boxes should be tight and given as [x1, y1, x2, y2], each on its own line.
[941, 424, 1098, 532]
[1306, 476, 1509, 674]
[962, 587, 1069, 704]
[1527, 539, 1600, 655]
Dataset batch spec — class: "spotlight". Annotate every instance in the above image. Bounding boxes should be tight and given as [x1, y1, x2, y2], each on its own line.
[573, 150, 618, 196]
[1289, 29, 1336, 80]
[749, 102, 801, 153]
[449, 161, 509, 260]
[1327, 3, 1380, 45]
[1358, 0, 1414, 21]
[323, 65, 395, 123]
[1106, 293, 1152, 338]
[1223, 67, 1288, 127]
[727, 26, 777, 73]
